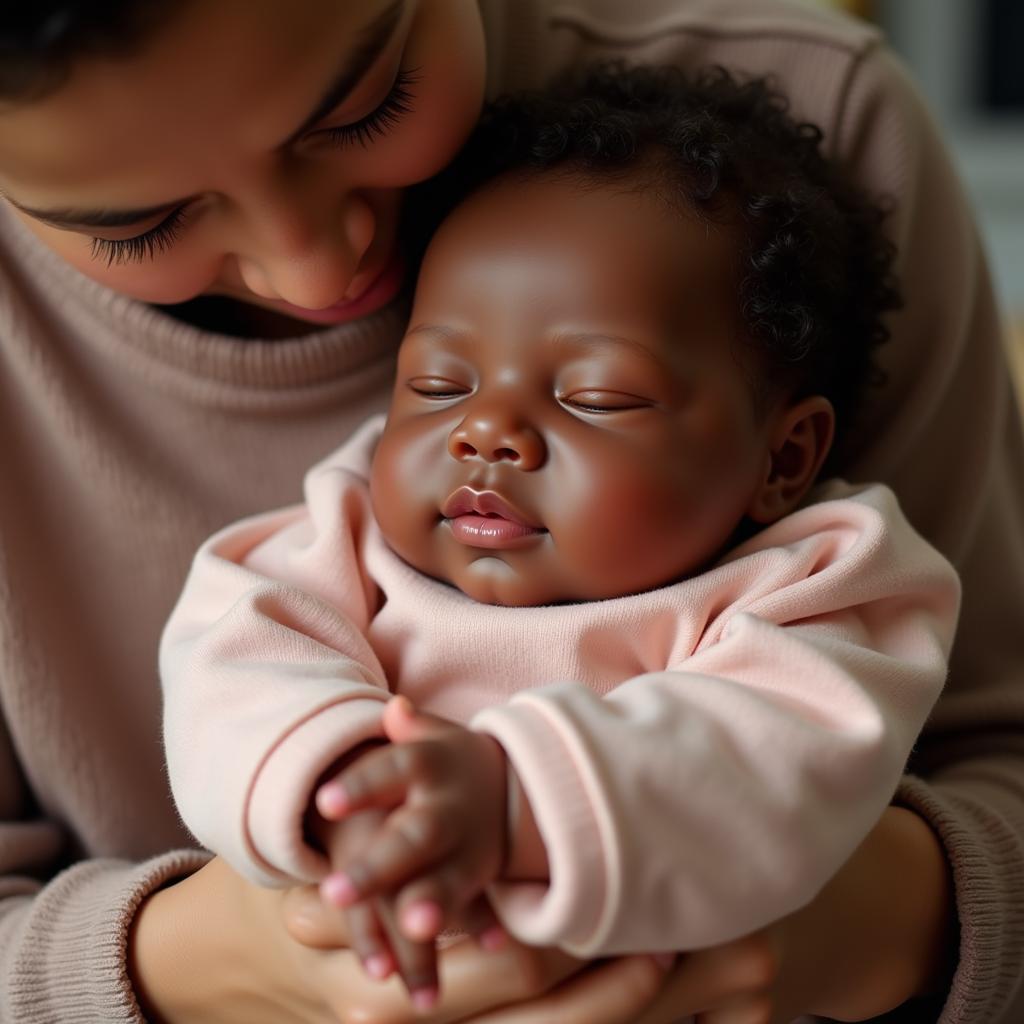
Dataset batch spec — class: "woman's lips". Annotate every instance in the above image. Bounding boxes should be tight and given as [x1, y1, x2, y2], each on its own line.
[270, 248, 405, 325]
[441, 488, 547, 549]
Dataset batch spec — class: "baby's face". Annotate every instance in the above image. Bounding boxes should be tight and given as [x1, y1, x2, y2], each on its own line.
[371, 173, 779, 606]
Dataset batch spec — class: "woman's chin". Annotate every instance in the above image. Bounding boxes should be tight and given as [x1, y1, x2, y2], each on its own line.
[155, 293, 329, 338]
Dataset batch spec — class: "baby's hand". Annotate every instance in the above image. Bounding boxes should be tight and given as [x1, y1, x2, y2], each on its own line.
[318, 810, 441, 1007]
[317, 697, 509, 952]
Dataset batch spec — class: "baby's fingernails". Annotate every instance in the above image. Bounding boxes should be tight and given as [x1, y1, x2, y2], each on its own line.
[364, 952, 393, 980]
[401, 900, 443, 939]
[316, 782, 349, 818]
[478, 925, 508, 951]
[391, 695, 415, 717]
[411, 985, 439, 1012]
[652, 952, 676, 970]
[320, 872, 359, 907]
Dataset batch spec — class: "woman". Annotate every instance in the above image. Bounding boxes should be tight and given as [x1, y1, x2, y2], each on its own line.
[0, 2, 1017, 1021]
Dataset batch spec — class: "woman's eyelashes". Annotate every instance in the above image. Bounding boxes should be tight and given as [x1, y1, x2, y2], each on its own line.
[319, 66, 420, 149]
[87, 67, 422, 265]
[89, 206, 189, 266]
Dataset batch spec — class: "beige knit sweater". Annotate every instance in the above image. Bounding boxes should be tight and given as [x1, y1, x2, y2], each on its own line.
[0, 1, 1020, 1021]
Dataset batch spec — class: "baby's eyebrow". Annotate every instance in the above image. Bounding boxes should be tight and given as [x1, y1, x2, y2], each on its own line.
[551, 331, 671, 375]
[1, 1, 407, 231]
[404, 323, 470, 346]
[406, 326, 654, 352]
[551, 330, 658, 360]
[407, 322, 462, 336]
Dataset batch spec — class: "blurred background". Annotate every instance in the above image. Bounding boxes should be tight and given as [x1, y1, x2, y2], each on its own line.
[810, 0, 1024, 376]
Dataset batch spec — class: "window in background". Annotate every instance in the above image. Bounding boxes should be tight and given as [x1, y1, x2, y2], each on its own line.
[984, 0, 1024, 113]
[876, 0, 1024, 317]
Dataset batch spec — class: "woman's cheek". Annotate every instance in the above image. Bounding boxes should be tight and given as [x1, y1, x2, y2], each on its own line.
[23, 218, 221, 303]
[369, 2, 485, 186]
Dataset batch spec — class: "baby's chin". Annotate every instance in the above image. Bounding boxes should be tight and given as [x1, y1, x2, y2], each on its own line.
[442, 558, 570, 608]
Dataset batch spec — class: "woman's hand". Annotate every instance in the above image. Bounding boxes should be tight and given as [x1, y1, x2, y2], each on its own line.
[285, 883, 675, 1024]
[626, 805, 956, 1024]
[128, 854, 669, 1024]
[283, 805, 954, 1024]
[128, 854, 386, 1024]
[276, 805, 953, 1024]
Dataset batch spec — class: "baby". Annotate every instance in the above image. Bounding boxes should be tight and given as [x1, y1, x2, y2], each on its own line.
[160, 64, 959, 1007]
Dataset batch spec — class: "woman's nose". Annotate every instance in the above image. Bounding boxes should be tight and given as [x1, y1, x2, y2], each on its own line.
[448, 407, 547, 470]
[235, 193, 376, 310]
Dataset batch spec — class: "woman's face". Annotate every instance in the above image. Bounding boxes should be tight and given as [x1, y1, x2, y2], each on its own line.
[0, 0, 486, 326]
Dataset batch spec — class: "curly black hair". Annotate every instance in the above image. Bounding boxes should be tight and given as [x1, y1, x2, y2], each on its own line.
[406, 62, 901, 472]
[0, 1, 176, 101]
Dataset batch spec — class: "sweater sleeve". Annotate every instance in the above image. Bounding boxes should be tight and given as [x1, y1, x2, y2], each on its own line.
[474, 485, 960, 956]
[160, 421, 392, 887]
[0, 703, 210, 1023]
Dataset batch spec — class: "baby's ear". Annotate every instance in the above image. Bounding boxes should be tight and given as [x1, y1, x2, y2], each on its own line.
[746, 396, 835, 524]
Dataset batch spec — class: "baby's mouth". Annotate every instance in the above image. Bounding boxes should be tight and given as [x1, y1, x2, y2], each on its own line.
[440, 488, 547, 549]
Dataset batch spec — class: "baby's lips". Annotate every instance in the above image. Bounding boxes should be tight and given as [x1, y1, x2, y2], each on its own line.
[441, 486, 543, 529]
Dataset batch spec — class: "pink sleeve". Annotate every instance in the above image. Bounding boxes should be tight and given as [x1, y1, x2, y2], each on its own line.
[160, 418, 391, 886]
[474, 485, 960, 955]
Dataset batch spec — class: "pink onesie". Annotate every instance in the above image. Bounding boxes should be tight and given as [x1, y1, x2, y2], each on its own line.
[161, 415, 959, 955]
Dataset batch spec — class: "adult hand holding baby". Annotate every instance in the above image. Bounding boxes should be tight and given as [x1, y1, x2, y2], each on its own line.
[279, 805, 952, 1024]
[132, 850, 668, 1024]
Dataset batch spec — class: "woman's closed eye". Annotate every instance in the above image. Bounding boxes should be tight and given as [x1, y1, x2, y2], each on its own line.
[90, 206, 190, 266]
[317, 66, 420, 149]
[87, 67, 421, 266]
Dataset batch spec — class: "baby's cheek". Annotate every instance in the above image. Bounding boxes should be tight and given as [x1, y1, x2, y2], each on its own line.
[548, 473, 657, 583]
[558, 467, 711, 598]
[370, 423, 447, 569]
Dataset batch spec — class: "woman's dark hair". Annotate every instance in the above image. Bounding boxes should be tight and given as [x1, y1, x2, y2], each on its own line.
[1, 1, 176, 101]
[407, 62, 901, 472]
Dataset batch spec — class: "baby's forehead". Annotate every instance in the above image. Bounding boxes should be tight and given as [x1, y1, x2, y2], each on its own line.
[427, 167, 738, 270]
[405, 179, 747, 378]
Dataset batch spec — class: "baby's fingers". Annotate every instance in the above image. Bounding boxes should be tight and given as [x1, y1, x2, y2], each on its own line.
[395, 869, 499, 944]
[332, 891, 440, 1007]
[377, 897, 442, 1011]
[317, 743, 416, 820]
[458, 895, 508, 952]
[323, 803, 452, 906]
[341, 899, 396, 981]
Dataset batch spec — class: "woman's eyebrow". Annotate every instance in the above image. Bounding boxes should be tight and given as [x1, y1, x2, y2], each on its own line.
[2, 196, 185, 230]
[1, 1, 407, 230]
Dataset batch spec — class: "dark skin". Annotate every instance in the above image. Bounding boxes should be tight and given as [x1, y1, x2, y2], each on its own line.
[310, 170, 835, 1006]
[0, 3, 958, 1020]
